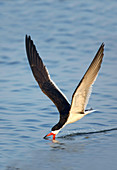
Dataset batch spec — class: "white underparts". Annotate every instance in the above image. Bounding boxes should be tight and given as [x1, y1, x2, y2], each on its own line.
[66, 113, 85, 124]
[66, 109, 96, 124]
[52, 109, 96, 134]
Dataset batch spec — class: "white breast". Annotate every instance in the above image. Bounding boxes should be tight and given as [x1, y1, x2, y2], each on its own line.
[66, 109, 95, 125]
[66, 112, 85, 124]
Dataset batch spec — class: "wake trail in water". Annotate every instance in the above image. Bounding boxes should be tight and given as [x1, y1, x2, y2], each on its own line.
[59, 127, 117, 139]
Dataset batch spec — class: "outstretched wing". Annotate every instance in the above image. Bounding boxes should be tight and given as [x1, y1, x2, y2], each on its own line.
[25, 35, 70, 114]
[70, 43, 104, 114]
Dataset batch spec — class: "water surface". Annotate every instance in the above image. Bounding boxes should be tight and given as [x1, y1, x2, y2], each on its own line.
[0, 0, 117, 170]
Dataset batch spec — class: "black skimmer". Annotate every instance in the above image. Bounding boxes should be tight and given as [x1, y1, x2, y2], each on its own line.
[25, 35, 104, 140]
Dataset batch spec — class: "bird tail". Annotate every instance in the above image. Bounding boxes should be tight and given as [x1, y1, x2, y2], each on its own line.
[84, 108, 96, 115]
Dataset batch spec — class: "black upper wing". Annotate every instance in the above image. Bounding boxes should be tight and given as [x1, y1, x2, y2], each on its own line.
[25, 35, 70, 115]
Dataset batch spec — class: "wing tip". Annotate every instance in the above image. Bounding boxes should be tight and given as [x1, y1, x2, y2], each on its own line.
[25, 34, 31, 40]
[101, 42, 105, 50]
[99, 42, 104, 51]
[101, 42, 105, 47]
[101, 42, 105, 53]
[101, 42, 105, 59]
[96, 42, 104, 60]
[25, 34, 32, 48]
[25, 34, 38, 57]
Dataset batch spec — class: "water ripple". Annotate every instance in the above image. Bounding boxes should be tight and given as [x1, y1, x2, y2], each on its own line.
[1, 0, 117, 169]
[59, 127, 117, 139]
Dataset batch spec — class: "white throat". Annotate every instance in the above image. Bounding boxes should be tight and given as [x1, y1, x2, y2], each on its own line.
[52, 124, 66, 135]
[52, 129, 61, 135]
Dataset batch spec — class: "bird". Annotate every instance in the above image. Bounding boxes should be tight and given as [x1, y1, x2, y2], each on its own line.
[25, 35, 104, 140]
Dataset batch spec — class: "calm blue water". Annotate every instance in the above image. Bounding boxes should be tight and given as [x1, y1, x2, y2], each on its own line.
[0, 0, 117, 169]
